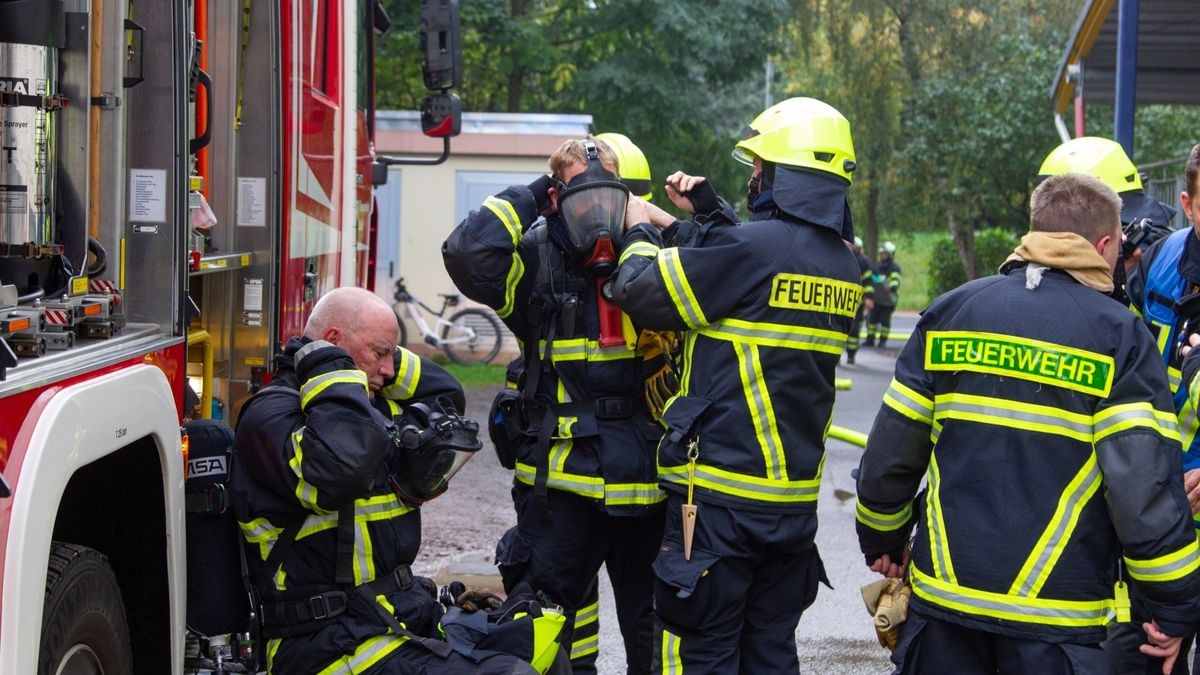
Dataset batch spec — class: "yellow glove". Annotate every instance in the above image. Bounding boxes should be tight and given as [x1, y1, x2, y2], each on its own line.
[859, 578, 911, 651]
[638, 330, 681, 420]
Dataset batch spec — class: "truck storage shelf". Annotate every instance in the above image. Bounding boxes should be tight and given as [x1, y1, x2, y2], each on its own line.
[190, 251, 254, 276]
[0, 324, 180, 397]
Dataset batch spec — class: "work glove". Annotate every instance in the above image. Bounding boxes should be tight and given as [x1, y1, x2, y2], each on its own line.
[638, 330, 680, 420]
[860, 577, 911, 651]
[441, 580, 505, 612]
[685, 179, 722, 218]
[528, 174, 557, 214]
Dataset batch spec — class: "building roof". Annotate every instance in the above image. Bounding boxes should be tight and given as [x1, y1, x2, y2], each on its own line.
[374, 111, 594, 157]
[1052, 0, 1200, 114]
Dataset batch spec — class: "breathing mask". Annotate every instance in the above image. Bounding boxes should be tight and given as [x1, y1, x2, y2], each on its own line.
[387, 400, 481, 505]
[556, 141, 629, 276]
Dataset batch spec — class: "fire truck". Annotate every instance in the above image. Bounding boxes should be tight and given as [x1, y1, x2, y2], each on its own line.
[0, 0, 460, 672]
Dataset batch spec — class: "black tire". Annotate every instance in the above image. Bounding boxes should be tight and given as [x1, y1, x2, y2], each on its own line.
[394, 308, 409, 348]
[442, 308, 503, 365]
[39, 543, 133, 675]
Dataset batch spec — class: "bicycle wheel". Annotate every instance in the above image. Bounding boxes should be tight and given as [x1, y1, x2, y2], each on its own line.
[394, 308, 409, 347]
[442, 308, 503, 365]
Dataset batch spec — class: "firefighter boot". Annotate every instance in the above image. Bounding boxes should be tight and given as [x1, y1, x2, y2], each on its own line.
[847, 349, 857, 364]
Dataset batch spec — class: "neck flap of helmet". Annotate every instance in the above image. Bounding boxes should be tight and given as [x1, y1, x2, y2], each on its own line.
[771, 165, 855, 241]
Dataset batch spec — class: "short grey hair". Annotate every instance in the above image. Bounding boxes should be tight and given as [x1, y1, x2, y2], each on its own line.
[1029, 173, 1122, 244]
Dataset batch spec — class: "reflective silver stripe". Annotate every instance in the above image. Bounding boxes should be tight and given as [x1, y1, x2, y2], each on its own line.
[911, 567, 1114, 627]
[380, 348, 421, 399]
[662, 629, 683, 675]
[570, 632, 599, 659]
[1125, 539, 1200, 582]
[538, 339, 636, 363]
[657, 248, 706, 328]
[288, 429, 327, 513]
[575, 600, 600, 626]
[239, 518, 284, 561]
[1011, 456, 1101, 596]
[925, 455, 955, 582]
[734, 342, 785, 480]
[316, 634, 408, 675]
[660, 463, 820, 502]
[604, 483, 666, 505]
[300, 369, 368, 409]
[935, 396, 1093, 440]
[1093, 404, 1179, 442]
[883, 378, 933, 425]
[515, 463, 605, 499]
[698, 318, 847, 354]
[619, 241, 659, 264]
[354, 521, 373, 585]
[856, 500, 912, 532]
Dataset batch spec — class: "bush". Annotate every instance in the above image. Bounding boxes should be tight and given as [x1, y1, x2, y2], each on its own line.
[927, 228, 1021, 298]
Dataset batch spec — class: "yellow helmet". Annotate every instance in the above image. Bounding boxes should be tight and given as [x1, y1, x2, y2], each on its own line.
[733, 97, 857, 184]
[595, 132, 653, 200]
[1038, 136, 1143, 193]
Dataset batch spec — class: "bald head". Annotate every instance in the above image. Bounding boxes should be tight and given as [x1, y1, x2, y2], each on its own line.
[304, 287, 399, 391]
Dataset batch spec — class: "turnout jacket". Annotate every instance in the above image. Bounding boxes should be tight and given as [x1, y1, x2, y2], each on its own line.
[441, 184, 664, 515]
[1127, 226, 1200, 483]
[856, 266, 1200, 643]
[611, 207, 860, 513]
[231, 338, 464, 674]
[871, 257, 901, 307]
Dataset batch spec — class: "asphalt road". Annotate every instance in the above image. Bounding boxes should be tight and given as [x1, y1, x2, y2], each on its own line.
[415, 313, 919, 674]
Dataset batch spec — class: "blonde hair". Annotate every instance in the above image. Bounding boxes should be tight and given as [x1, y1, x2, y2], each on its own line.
[1029, 173, 1122, 244]
[548, 135, 619, 181]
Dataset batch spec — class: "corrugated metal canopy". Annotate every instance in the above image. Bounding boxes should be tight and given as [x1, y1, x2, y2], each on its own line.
[1052, 0, 1200, 114]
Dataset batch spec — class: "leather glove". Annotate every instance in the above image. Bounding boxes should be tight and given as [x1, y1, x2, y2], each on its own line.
[456, 587, 505, 613]
[860, 578, 911, 651]
[528, 174, 557, 214]
[638, 330, 681, 420]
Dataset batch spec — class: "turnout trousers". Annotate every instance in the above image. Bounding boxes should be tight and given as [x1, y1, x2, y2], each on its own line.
[650, 494, 827, 675]
[1105, 586, 1193, 675]
[868, 304, 896, 346]
[496, 486, 664, 675]
[891, 608, 1107, 675]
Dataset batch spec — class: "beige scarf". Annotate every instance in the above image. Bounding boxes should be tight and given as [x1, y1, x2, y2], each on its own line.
[1003, 231, 1114, 293]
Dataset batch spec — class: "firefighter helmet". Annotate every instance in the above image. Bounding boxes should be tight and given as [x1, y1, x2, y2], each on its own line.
[733, 97, 857, 183]
[596, 132, 653, 200]
[1038, 137, 1143, 193]
[880, 241, 896, 255]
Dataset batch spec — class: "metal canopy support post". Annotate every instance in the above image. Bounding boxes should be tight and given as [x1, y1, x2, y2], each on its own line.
[1114, 0, 1139, 157]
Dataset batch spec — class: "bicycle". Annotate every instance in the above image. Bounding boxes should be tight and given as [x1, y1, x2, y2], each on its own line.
[392, 277, 504, 365]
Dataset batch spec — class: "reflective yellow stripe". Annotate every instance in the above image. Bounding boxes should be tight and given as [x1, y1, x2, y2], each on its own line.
[294, 494, 415, 541]
[619, 240, 659, 264]
[698, 317, 847, 355]
[354, 520, 373, 585]
[882, 378, 933, 425]
[926, 453, 956, 583]
[911, 566, 1114, 628]
[239, 517, 284, 562]
[1125, 539, 1200, 582]
[570, 632, 599, 659]
[1129, 302, 1142, 319]
[660, 459, 822, 504]
[734, 341, 787, 481]
[934, 392, 1093, 443]
[1093, 402, 1180, 443]
[288, 429, 330, 514]
[856, 500, 913, 532]
[316, 633, 409, 675]
[1182, 383, 1200, 450]
[300, 369, 369, 409]
[661, 629, 683, 675]
[575, 600, 599, 627]
[1154, 322, 1173, 358]
[604, 482, 666, 506]
[515, 463, 605, 499]
[657, 248, 707, 328]
[1168, 365, 1182, 392]
[484, 197, 526, 319]
[1009, 454, 1102, 597]
[539, 338, 638, 362]
[550, 417, 577, 473]
[679, 330, 698, 396]
[384, 398, 401, 416]
[380, 348, 421, 400]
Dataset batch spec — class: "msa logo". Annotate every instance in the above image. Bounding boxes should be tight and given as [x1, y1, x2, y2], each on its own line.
[188, 456, 228, 477]
[0, 78, 30, 95]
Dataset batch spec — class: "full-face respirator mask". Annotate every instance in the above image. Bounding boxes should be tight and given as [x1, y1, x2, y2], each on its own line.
[556, 141, 630, 277]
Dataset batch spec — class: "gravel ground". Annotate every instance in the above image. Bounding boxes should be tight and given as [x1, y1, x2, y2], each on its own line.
[415, 314, 918, 674]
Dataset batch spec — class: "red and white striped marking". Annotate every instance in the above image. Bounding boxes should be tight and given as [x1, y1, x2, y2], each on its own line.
[89, 279, 118, 294]
[43, 309, 71, 325]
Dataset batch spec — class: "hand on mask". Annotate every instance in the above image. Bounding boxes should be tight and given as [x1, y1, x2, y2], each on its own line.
[664, 172, 708, 214]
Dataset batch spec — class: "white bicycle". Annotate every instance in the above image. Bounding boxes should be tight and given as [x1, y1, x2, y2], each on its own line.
[392, 277, 503, 365]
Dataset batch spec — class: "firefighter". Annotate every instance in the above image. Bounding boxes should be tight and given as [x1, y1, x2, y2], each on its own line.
[865, 241, 901, 348]
[442, 136, 666, 675]
[229, 287, 554, 674]
[1121, 142, 1200, 675]
[610, 96, 859, 673]
[845, 235, 874, 364]
[856, 174, 1200, 674]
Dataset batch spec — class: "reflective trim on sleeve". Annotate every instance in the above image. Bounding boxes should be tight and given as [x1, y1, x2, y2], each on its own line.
[380, 347, 422, 400]
[1009, 454, 1102, 597]
[698, 317, 848, 355]
[934, 393, 1093, 443]
[661, 629, 683, 675]
[882, 378, 933, 425]
[1181, 387, 1200, 452]
[926, 453, 957, 584]
[1168, 365, 1181, 392]
[660, 459, 822, 504]
[483, 197, 527, 319]
[910, 566, 1115, 628]
[657, 248, 708, 328]
[1125, 539, 1200, 583]
[288, 428, 331, 514]
[619, 240, 660, 264]
[1093, 402, 1181, 443]
[316, 633, 410, 675]
[856, 500, 913, 532]
[239, 517, 284, 562]
[299, 369, 369, 409]
[734, 341, 787, 481]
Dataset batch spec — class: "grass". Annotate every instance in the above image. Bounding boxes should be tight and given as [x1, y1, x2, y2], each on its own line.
[442, 362, 508, 388]
[882, 230, 940, 312]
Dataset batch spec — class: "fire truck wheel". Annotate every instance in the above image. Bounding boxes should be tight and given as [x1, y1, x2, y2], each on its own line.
[38, 542, 133, 675]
